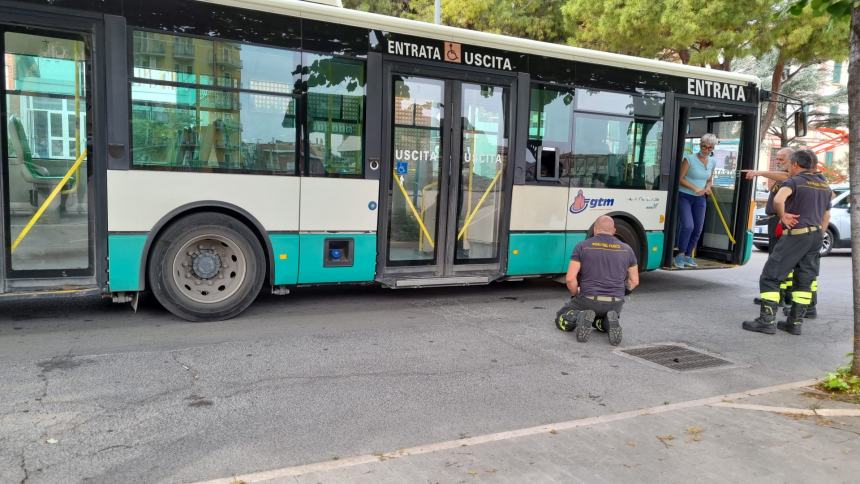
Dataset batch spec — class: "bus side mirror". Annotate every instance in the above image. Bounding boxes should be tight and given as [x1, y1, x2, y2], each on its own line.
[794, 110, 808, 138]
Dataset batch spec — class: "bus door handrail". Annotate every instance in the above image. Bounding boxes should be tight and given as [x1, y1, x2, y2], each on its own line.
[11, 149, 88, 253]
[393, 168, 435, 249]
[709, 188, 736, 245]
[456, 168, 503, 241]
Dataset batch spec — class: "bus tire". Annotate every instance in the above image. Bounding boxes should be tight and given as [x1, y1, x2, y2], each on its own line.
[148, 212, 265, 322]
[613, 219, 643, 271]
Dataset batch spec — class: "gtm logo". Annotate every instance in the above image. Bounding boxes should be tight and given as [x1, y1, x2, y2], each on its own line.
[569, 189, 615, 214]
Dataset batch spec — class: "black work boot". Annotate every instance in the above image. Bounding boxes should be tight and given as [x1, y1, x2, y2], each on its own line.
[784, 304, 816, 319]
[742, 301, 778, 334]
[555, 308, 578, 332]
[605, 311, 622, 346]
[778, 304, 805, 335]
[753, 297, 762, 305]
[575, 310, 596, 343]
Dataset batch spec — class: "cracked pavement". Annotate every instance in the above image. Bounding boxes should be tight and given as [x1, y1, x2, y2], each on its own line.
[0, 251, 855, 483]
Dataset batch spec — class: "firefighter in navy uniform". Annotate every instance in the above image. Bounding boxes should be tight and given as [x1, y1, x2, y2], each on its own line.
[746, 147, 820, 316]
[742, 150, 831, 335]
[554, 216, 639, 346]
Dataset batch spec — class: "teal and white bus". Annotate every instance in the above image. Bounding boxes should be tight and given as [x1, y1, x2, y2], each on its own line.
[1, 0, 771, 320]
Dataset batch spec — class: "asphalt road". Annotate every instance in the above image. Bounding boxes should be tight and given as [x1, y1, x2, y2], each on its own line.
[0, 250, 854, 483]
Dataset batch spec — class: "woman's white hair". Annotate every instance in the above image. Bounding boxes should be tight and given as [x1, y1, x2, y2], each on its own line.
[701, 133, 718, 146]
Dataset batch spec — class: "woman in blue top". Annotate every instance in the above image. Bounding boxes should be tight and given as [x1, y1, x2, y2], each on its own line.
[675, 133, 717, 268]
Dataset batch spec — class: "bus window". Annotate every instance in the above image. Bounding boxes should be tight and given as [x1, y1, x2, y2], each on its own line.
[304, 54, 366, 177]
[526, 85, 573, 183]
[571, 113, 662, 190]
[575, 89, 664, 117]
[130, 32, 300, 174]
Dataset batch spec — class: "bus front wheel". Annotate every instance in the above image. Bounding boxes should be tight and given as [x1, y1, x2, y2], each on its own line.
[148, 212, 265, 322]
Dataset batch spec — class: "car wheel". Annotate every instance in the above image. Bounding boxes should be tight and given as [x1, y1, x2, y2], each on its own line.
[754, 244, 768, 252]
[819, 228, 834, 257]
[148, 212, 265, 321]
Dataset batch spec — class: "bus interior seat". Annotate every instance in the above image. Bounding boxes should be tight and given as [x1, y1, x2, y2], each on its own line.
[7, 115, 75, 203]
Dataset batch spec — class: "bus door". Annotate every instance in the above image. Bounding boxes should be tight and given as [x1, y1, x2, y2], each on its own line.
[0, 10, 100, 295]
[377, 62, 516, 286]
[668, 102, 756, 267]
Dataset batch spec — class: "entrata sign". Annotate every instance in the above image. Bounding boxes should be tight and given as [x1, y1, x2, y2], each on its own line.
[378, 33, 521, 71]
[687, 78, 749, 102]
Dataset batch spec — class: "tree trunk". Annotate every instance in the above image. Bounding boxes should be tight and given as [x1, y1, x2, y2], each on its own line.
[849, 7, 860, 376]
[760, 55, 786, 137]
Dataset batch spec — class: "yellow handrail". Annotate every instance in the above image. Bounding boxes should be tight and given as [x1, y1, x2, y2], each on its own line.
[709, 189, 736, 245]
[12, 149, 88, 253]
[418, 181, 437, 251]
[456, 168, 503, 241]
[393, 168, 435, 249]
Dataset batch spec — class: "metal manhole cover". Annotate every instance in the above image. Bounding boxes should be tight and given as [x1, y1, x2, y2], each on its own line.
[619, 344, 733, 372]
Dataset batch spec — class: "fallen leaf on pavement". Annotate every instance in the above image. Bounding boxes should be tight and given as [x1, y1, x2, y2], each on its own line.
[656, 434, 674, 448]
[686, 426, 704, 442]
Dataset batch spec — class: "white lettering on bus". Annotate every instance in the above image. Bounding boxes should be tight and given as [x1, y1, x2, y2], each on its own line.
[463, 52, 512, 70]
[387, 40, 513, 70]
[687, 78, 746, 102]
[387, 40, 441, 61]
[395, 149, 439, 162]
[470, 153, 505, 165]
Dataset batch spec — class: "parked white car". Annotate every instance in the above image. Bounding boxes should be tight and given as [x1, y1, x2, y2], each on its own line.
[753, 183, 850, 256]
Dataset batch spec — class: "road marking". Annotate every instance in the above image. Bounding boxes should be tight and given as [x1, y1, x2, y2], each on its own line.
[192, 379, 818, 484]
[710, 401, 860, 417]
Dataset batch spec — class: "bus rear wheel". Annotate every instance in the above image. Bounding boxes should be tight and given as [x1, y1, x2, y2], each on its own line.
[613, 219, 643, 271]
[148, 212, 265, 322]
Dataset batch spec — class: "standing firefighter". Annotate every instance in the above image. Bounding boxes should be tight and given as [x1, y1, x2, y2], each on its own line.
[746, 147, 821, 315]
[554, 216, 639, 345]
[742, 150, 831, 335]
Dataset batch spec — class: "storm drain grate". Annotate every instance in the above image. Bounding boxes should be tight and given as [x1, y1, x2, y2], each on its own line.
[619, 344, 733, 372]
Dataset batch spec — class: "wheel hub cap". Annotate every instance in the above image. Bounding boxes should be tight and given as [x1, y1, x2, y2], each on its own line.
[192, 250, 221, 279]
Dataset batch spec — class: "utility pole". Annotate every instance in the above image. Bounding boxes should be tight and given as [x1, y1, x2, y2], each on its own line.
[435, 0, 441, 24]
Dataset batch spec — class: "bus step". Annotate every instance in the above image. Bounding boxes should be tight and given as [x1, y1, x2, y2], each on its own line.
[0, 287, 102, 301]
[394, 276, 490, 288]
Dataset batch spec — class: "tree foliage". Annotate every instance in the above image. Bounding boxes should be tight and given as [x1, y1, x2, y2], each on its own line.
[343, 0, 567, 43]
[754, 2, 849, 134]
[444, 0, 567, 43]
[735, 51, 847, 145]
[561, 0, 774, 70]
[341, 1, 434, 21]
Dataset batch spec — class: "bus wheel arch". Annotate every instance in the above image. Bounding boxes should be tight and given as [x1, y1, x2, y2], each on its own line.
[139, 202, 274, 294]
[145, 210, 268, 321]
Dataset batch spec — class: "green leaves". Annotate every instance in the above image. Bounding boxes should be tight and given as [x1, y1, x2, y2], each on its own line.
[343, 1, 568, 43]
[821, 364, 860, 392]
[790, 0, 858, 18]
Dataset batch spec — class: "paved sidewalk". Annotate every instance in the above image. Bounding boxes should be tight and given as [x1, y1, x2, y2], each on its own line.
[198, 380, 860, 484]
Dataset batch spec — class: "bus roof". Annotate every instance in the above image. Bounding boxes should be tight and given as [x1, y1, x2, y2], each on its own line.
[201, 0, 759, 87]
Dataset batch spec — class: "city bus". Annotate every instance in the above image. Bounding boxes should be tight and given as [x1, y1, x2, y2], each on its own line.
[1, 0, 770, 321]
